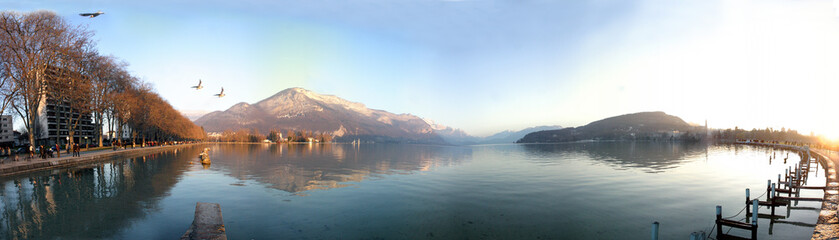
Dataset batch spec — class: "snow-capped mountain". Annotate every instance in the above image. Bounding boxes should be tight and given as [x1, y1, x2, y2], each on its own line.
[422, 118, 480, 145]
[194, 88, 443, 143]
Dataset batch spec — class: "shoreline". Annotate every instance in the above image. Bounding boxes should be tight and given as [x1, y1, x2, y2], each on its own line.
[809, 148, 839, 239]
[0, 143, 205, 178]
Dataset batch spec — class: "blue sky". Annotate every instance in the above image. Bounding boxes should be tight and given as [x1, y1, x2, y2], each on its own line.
[5, 0, 839, 138]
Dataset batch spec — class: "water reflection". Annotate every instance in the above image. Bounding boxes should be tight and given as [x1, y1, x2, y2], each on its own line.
[521, 142, 708, 173]
[0, 147, 200, 239]
[205, 143, 472, 193]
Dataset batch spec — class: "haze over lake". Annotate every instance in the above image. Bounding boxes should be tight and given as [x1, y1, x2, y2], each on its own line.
[0, 143, 822, 239]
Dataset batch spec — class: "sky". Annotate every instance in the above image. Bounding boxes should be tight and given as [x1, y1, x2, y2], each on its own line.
[4, 0, 839, 138]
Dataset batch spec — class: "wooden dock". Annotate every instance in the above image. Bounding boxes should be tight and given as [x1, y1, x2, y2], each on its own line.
[712, 143, 826, 240]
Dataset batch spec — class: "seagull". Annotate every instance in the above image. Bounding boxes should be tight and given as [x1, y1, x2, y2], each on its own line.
[191, 79, 203, 90]
[79, 11, 104, 18]
[214, 87, 225, 98]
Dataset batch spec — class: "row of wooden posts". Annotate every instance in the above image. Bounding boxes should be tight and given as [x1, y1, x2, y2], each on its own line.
[650, 146, 823, 240]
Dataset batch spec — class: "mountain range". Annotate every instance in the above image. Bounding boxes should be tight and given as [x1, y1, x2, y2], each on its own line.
[196, 89, 700, 145]
[195, 88, 444, 144]
[194, 88, 563, 145]
[517, 111, 703, 143]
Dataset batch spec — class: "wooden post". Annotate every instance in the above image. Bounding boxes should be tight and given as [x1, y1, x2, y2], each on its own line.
[777, 174, 781, 189]
[752, 199, 759, 240]
[787, 169, 792, 196]
[746, 188, 751, 219]
[766, 180, 772, 202]
[771, 183, 776, 216]
[716, 206, 723, 239]
[796, 164, 802, 190]
[795, 163, 800, 186]
[651, 221, 659, 240]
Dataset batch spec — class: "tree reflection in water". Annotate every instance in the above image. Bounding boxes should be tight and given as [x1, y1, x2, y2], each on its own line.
[0, 147, 201, 239]
[521, 142, 709, 173]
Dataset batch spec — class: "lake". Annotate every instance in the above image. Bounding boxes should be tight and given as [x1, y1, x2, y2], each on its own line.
[0, 142, 824, 239]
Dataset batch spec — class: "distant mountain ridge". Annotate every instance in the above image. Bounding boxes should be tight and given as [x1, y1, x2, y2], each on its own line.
[517, 112, 702, 143]
[481, 125, 563, 144]
[194, 88, 443, 144]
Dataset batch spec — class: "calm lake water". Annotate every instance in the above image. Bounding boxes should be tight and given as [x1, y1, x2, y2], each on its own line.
[0, 142, 824, 239]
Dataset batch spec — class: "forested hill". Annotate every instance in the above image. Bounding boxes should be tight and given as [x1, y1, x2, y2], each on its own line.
[517, 112, 702, 143]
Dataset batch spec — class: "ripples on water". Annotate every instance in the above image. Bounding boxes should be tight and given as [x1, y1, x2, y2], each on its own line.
[0, 142, 824, 239]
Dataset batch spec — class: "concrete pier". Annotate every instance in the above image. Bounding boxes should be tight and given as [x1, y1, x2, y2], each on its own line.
[181, 202, 227, 240]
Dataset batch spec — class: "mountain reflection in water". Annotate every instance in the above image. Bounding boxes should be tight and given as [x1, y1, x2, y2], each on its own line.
[206, 144, 473, 193]
[521, 142, 708, 173]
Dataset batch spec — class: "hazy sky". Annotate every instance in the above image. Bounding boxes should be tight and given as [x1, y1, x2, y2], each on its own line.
[5, 0, 839, 138]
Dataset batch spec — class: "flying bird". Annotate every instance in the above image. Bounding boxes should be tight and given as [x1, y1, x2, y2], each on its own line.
[79, 11, 104, 18]
[191, 79, 203, 90]
[214, 88, 225, 98]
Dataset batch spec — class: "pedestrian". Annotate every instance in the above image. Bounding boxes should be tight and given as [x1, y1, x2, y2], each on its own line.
[28, 144, 33, 160]
[74, 143, 80, 157]
[55, 143, 60, 158]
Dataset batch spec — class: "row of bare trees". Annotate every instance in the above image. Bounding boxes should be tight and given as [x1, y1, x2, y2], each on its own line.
[0, 10, 204, 147]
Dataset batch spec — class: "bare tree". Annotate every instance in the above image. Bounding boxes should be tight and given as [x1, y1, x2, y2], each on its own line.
[2, 10, 205, 149]
[88, 55, 120, 147]
[0, 11, 73, 147]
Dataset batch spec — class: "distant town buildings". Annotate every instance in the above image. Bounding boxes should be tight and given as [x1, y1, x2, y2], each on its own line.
[107, 126, 132, 141]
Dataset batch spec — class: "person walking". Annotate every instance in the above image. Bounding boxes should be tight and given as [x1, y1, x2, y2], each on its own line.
[28, 144, 33, 160]
[74, 143, 80, 157]
[55, 144, 60, 158]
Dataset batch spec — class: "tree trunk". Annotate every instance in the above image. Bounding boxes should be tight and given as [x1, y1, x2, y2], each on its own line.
[27, 108, 35, 151]
[97, 115, 103, 147]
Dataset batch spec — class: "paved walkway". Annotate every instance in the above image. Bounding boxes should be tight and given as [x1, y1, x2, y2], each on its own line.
[0, 143, 202, 177]
[812, 149, 839, 240]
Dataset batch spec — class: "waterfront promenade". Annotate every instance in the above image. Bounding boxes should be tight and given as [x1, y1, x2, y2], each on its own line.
[0, 143, 203, 177]
[812, 149, 839, 240]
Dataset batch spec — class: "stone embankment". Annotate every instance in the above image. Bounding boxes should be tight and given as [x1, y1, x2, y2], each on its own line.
[811, 149, 839, 240]
[0, 143, 203, 177]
